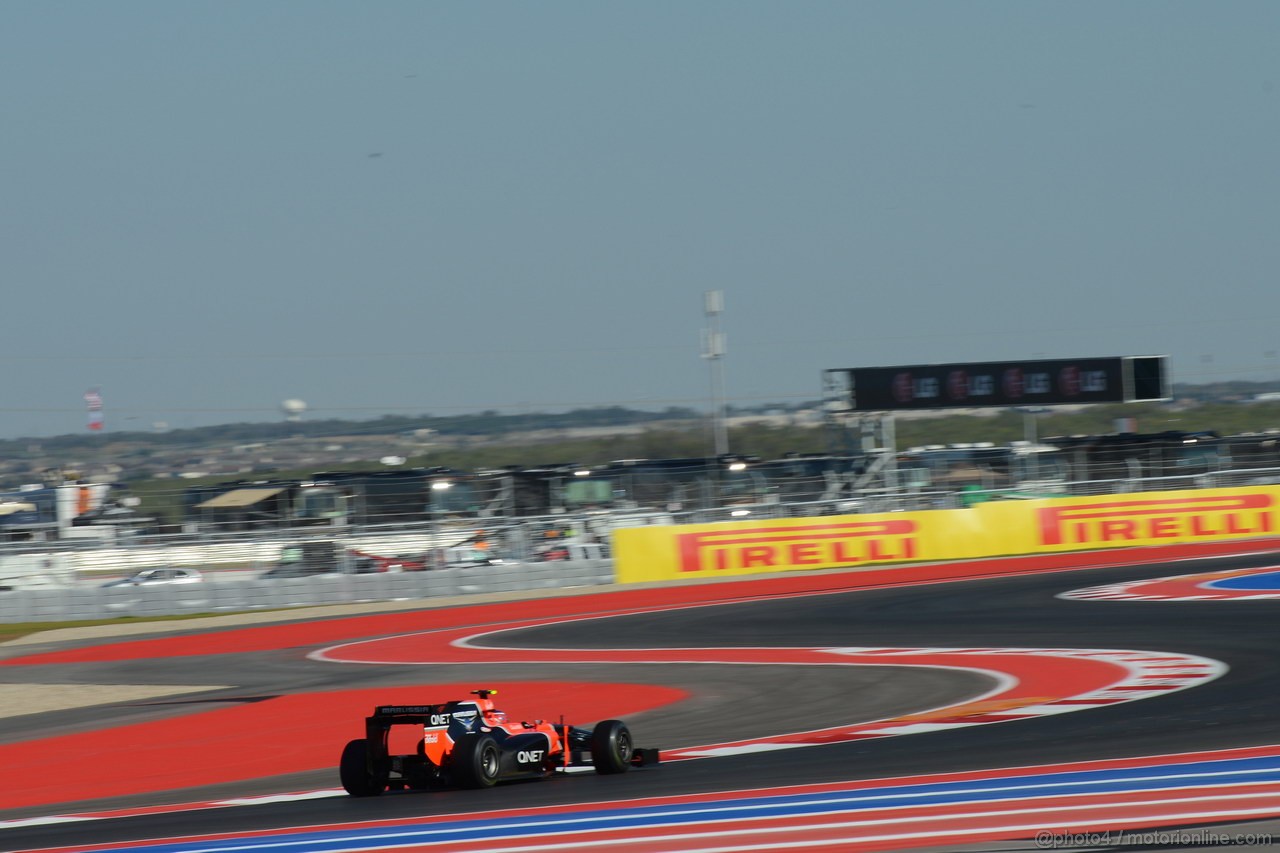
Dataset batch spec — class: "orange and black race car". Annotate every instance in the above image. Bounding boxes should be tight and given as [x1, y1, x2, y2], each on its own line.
[340, 689, 660, 794]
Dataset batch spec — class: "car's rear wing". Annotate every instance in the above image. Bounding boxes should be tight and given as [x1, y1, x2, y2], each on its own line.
[373, 705, 448, 714]
[365, 703, 467, 733]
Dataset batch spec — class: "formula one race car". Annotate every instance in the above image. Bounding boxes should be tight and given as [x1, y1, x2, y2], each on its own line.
[340, 689, 660, 795]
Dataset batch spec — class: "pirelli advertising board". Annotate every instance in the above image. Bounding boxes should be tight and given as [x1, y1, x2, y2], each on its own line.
[828, 355, 1169, 412]
[613, 486, 1277, 583]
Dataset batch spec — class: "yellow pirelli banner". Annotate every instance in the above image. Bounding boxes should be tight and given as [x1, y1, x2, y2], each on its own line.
[613, 487, 1280, 583]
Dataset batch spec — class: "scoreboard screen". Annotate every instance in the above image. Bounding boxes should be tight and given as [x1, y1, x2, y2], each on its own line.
[826, 355, 1169, 413]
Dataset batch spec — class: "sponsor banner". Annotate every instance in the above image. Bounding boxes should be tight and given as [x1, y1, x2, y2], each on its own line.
[614, 509, 992, 583]
[613, 487, 1280, 583]
[1030, 489, 1276, 551]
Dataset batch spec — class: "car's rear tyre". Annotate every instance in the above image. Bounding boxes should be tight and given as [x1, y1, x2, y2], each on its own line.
[590, 719, 633, 775]
[340, 739, 388, 797]
[453, 734, 501, 788]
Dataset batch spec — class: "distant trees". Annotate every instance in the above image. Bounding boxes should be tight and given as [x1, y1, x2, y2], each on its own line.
[8, 390, 1280, 489]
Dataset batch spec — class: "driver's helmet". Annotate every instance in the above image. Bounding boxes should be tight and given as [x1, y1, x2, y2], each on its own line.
[486, 709, 507, 724]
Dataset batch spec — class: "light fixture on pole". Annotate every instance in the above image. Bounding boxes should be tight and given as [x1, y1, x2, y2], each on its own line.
[701, 290, 728, 456]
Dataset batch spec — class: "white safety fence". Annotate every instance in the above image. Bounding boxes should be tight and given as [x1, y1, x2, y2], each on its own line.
[0, 559, 615, 624]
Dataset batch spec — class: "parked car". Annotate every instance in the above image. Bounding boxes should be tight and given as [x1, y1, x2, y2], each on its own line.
[348, 548, 428, 573]
[102, 567, 203, 587]
[261, 541, 343, 579]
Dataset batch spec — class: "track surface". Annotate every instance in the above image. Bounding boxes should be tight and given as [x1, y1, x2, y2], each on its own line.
[4, 545, 1280, 850]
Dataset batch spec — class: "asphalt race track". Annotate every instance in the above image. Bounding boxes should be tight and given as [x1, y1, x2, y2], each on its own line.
[5, 544, 1280, 851]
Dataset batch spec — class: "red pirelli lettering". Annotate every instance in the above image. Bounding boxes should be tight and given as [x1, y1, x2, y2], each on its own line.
[676, 520, 919, 573]
[789, 543, 822, 565]
[740, 547, 777, 568]
[1039, 494, 1275, 546]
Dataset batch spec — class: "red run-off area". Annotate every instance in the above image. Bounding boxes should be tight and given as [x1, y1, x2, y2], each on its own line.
[0, 541, 1270, 811]
[0, 682, 683, 810]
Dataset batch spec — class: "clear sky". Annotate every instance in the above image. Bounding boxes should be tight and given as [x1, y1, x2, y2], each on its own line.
[3, 1, 1277, 439]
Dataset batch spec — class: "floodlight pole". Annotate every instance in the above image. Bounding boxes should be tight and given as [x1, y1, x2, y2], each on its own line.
[702, 290, 728, 457]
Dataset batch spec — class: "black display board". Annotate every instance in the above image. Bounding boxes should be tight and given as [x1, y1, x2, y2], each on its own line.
[833, 356, 1169, 412]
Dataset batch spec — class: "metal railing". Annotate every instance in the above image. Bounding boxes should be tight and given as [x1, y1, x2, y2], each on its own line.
[0, 558, 616, 624]
[5, 459, 1280, 623]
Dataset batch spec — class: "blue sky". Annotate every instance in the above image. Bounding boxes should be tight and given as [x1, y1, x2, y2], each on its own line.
[3, 1, 1278, 438]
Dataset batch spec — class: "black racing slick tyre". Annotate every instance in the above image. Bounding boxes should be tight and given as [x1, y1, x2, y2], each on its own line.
[590, 719, 633, 775]
[453, 734, 502, 789]
[340, 739, 388, 797]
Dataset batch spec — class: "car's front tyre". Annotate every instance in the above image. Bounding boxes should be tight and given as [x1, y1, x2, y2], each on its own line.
[590, 719, 633, 774]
